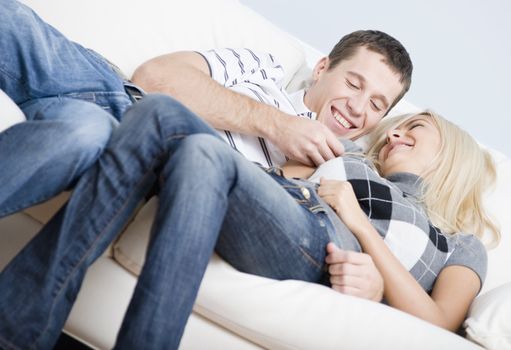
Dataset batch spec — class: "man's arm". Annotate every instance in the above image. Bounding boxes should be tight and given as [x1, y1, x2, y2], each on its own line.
[132, 51, 343, 165]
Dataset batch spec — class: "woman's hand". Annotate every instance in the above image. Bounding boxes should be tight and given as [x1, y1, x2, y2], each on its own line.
[325, 243, 384, 302]
[317, 178, 368, 233]
[318, 178, 384, 301]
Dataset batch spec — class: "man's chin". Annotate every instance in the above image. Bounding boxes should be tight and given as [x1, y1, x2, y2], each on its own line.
[336, 129, 361, 140]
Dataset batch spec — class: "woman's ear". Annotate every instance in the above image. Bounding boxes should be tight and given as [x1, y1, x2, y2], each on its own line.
[312, 56, 330, 82]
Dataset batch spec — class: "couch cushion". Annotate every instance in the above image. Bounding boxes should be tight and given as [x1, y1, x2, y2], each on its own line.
[0, 89, 25, 132]
[115, 222, 481, 349]
[194, 255, 481, 350]
[21, 0, 305, 87]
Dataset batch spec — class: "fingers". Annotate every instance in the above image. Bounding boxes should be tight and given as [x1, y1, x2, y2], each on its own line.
[307, 151, 326, 167]
[331, 284, 362, 297]
[282, 119, 344, 166]
[330, 272, 369, 298]
[309, 134, 343, 166]
[331, 281, 379, 300]
[325, 246, 371, 266]
[328, 258, 370, 276]
[306, 144, 336, 166]
[326, 242, 339, 254]
[330, 273, 366, 286]
[326, 133, 345, 157]
[325, 246, 384, 301]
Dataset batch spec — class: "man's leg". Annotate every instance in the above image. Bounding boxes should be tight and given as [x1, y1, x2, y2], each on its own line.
[114, 134, 331, 349]
[0, 0, 130, 119]
[0, 97, 116, 217]
[0, 95, 219, 350]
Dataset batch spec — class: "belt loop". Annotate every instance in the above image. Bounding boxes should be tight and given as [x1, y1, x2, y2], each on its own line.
[124, 82, 146, 103]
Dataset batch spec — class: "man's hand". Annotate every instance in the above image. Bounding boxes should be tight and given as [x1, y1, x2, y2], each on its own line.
[325, 243, 384, 302]
[270, 116, 344, 166]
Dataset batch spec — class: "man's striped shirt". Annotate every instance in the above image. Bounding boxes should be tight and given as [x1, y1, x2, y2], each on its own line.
[198, 48, 315, 167]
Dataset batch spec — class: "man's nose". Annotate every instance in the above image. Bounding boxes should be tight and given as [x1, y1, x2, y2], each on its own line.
[347, 94, 366, 117]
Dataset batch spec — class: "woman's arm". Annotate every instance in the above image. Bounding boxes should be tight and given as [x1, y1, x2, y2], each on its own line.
[282, 160, 385, 301]
[318, 178, 480, 331]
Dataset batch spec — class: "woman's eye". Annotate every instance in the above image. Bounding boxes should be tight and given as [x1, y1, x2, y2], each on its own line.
[409, 123, 424, 130]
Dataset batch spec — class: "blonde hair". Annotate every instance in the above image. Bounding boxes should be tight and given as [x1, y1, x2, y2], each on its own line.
[366, 110, 500, 247]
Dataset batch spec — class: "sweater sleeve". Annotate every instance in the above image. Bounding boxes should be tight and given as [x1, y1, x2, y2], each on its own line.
[443, 233, 488, 292]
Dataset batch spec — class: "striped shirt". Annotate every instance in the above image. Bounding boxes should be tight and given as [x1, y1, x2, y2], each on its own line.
[198, 48, 315, 167]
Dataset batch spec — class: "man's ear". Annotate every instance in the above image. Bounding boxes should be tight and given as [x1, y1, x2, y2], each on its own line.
[312, 56, 330, 82]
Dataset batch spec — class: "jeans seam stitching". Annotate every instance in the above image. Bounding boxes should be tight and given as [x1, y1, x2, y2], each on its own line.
[298, 246, 322, 269]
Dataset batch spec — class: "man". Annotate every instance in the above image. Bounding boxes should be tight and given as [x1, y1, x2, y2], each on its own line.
[132, 37, 411, 299]
[0, 2, 412, 348]
[132, 36, 411, 167]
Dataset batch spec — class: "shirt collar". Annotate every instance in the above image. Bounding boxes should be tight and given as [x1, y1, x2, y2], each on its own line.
[288, 89, 317, 120]
[385, 172, 424, 199]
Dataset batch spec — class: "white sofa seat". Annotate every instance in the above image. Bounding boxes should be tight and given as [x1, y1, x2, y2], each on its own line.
[1, 0, 510, 349]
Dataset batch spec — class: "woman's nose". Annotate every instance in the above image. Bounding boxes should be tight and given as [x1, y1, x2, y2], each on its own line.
[386, 128, 402, 142]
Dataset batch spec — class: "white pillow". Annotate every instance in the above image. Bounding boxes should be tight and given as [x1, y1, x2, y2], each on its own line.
[465, 282, 511, 350]
[20, 0, 305, 87]
[0, 90, 26, 132]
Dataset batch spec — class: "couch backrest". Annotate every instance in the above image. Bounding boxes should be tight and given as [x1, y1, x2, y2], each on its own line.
[20, 0, 305, 87]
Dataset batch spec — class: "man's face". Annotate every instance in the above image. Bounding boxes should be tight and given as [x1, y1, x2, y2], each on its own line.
[304, 47, 404, 140]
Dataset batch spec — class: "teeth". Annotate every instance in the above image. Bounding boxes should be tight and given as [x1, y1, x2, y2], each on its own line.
[333, 110, 352, 129]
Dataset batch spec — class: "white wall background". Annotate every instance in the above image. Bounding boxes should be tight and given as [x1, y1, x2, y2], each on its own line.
[240, 0, 511, 157]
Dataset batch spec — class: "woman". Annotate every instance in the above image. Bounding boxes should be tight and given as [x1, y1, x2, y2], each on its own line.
[208, 110, 500, 332]
[296, 110, 500, 328]
[0, 95, 499, 349]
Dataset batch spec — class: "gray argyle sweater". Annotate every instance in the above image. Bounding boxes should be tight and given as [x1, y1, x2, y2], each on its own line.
[308, 140, 487, 293]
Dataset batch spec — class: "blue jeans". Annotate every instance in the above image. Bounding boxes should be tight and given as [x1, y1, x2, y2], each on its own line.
[0, 94, 335, 349]
[0, 0, 130, 216]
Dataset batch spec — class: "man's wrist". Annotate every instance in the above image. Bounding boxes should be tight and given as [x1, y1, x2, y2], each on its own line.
[256, 109, 290, 143]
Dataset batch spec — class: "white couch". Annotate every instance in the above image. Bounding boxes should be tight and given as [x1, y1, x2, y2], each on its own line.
[1, 0, 510, 349]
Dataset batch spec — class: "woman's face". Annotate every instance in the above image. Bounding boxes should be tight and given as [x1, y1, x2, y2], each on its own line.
[378, 116, 442, 177]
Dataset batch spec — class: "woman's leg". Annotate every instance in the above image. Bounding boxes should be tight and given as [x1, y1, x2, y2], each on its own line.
[114, 134, 332, 349]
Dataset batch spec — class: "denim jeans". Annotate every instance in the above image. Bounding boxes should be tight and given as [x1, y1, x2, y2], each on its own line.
[0, 0, 130, 216]
[0, 93, 335, 349]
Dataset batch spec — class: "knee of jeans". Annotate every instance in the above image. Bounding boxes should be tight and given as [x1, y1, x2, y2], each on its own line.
[135, 94, 202, 126]
[62, 115, 114, 157]
[0, 1, 34, 34]
[178, 134, 234, 170]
